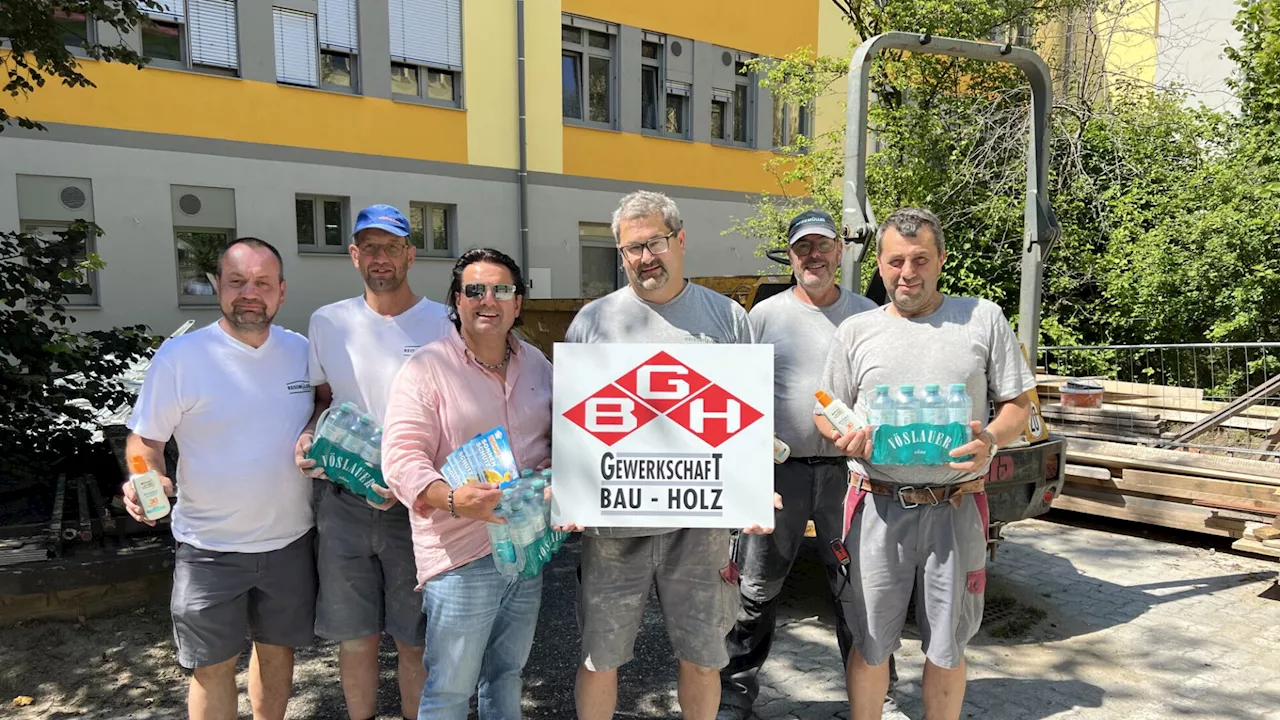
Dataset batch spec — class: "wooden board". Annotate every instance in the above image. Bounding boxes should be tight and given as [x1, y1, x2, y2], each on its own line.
[1123, 469, 1280, 507]
[1054, 486, 1242, 537]
[1036, 374, 1204, 402]
[1042, 405, 1162, 423]
[1062, 474, 1280, 515]
[1064, 463, 1114, 481]
[1231, 537, 1280, 559]
[1065, 438, 1280, 484]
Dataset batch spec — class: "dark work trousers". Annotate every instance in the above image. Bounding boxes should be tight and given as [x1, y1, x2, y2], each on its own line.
[719, 456, 857, 715]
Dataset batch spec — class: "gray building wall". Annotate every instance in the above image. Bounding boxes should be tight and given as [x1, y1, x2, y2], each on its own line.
[1, 131, 772, 338]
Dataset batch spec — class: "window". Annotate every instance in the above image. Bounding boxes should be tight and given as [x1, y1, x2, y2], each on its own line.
[389, 0, 462, 106]
[773, 101, 813, 149]
[175, 229, 232, 303]
[562, 17, 616, 128]
[273, 8, 319, 88]
[319, 0, 359, 92]
[142, 0, 238, 74]
[22, 222, 98, 306]
[296, 195, 349, 252]
[53, 11, 92, 49]
[638, 33, 690, 139]
[712, 54, 755, 146]
[408, 202, 455, 258]
[579, 222, 621, 298]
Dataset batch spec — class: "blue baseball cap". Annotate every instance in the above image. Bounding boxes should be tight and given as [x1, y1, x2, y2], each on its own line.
[353, 204, 410, 237]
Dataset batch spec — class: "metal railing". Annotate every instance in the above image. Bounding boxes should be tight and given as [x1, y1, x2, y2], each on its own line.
[1035, 343, 1280, 456]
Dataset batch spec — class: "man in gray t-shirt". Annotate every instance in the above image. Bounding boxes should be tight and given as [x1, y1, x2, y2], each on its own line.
[717, 210, 875, 720]
[565, 190, 764, 720]
[818, 208, 1034, 720]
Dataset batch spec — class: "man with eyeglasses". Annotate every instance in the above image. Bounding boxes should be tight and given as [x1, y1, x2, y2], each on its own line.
[565, 190, 764, 720]
[294, 204, 449, 720]
[716, 209, 878, 720]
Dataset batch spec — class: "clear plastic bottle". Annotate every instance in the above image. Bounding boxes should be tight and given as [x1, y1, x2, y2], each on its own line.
[342, 414, 373, 454]
[487, 506, 521, 576]
[521, 487, 550, 564]
[360, 428, 382, 466]
[897, 385, 921, 426]
[869, 385, 894, 427]
[323, 403, 353, 446]
[947, 383, 973, 425]
[505, 499, 537, 573]
[922, 384, 948, 425]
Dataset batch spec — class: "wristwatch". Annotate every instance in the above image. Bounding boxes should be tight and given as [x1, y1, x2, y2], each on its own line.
[978, 429, 998, 457]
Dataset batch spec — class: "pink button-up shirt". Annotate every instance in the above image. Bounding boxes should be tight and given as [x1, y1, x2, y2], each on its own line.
[382, 327, 553, 587]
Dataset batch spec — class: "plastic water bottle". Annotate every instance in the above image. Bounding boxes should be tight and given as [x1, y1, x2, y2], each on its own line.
[341, 414, 372, 454]
[869, 385, 894, 427]
[323, 404, 353, 446]
[506, 500, 536, 571]
[487, 508, 521, 576]
[896, 385, 921, 426]
[947, 383, 973, 425]
[521, 488, 550, 563]
[360, 428, 382, 466]
[922, 384, 948, 425]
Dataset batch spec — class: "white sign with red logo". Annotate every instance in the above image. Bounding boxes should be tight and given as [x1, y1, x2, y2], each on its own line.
[550, 343, 775, 529]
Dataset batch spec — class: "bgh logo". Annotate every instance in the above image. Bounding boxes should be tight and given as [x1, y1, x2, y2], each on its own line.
[563, 351, 763, 447]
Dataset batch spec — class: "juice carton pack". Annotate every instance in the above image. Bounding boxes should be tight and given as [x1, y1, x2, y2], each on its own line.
[442, 426, 521, 488]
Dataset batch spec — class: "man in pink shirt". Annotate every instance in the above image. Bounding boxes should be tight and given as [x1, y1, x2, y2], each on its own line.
[382, 248, 553, 720]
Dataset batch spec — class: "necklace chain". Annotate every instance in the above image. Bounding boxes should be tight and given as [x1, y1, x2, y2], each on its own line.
[474, 344, 511, 371]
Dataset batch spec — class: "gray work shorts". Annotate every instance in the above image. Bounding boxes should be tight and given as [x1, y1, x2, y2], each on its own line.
[576, 529, 739, 672]
[314, 486, 425, 645]
[170, 529, 317, 669]
[840, 491, 988, 670]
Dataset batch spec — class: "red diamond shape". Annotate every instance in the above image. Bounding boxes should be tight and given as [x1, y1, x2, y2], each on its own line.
[563, 383, 659, 446]
[614, 351, 712, 415]
[666, 383, 764, 447]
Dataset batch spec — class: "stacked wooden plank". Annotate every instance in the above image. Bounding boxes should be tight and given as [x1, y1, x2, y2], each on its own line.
[1037, 374, 1280, 434]
[1054, 437, 1280, 559]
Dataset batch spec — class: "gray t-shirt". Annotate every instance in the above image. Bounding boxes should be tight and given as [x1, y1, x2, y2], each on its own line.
[819, 295, 1035, 486]
[565, 281, 754, 537]
[750, 288, 877, 457]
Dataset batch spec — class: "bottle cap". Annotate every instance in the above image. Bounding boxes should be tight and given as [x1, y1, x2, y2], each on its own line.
[521, 468, 534, 478]
[814, 390, 833, 406]
[950, 383, 967, 391]
[901, 384, 915, 393]
[875, 384, 890, 393]
[925, 383, 940, 392]
[531, 479, 546, 491]
[128, 455, 148, 475]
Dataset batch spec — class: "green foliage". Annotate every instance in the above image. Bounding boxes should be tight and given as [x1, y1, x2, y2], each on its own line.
[1, 2, 160, 483]
[1, 1, 159, 131]
[738, 0, 1280, 356]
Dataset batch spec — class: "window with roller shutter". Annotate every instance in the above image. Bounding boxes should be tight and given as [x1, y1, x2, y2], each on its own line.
[189, 0, 239, 71]
[388, 0, 463, 106]
[319, 0, 359, 93]
[273, 8, 319, 88]
[140, 0, 239, 74]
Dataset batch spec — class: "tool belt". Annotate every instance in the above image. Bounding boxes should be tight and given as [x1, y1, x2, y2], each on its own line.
[851, 475, 985, 509]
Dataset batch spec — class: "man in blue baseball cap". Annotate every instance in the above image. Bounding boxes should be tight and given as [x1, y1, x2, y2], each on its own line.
[295, 202, 450, 720]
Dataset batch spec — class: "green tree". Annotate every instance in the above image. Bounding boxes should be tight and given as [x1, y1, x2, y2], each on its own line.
[1, 2, 161, 488]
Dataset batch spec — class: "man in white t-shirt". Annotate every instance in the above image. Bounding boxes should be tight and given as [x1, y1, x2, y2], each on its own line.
[123, 237, 315, 720]
[294, 204, 450, 720]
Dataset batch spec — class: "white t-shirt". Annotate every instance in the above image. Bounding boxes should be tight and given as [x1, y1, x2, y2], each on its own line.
[127, 322, 315, 553]
[307, 296, 451, 423]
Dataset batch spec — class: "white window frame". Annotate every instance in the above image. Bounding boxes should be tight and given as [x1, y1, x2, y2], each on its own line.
[174, 227, 234, 306]
[21, 221, 99, 307]
[317, 0, 359, 92]
[52, 9, 96, 54]
[408, 202, 456, 259]
[389, 0, 463, 107]
[561, 16, 617, 129]
[295, 195, 350, 254]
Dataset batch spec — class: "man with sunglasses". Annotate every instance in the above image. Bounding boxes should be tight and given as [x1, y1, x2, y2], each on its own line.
[565, 191, 760, 720]
[382, 248, 553, 719]
[294, 204, 449, 720]
[716, 209, 878, 720]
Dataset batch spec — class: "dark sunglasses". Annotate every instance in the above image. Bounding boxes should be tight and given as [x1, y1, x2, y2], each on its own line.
[462, 282, 518, 301]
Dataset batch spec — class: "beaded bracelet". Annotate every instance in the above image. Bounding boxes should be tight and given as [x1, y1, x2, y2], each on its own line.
[448, 489, 458, 518]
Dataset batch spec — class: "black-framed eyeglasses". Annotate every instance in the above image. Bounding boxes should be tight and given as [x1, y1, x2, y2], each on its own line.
[462, 282, 518, 301]
[791, 237, 838, 256]
[619, 230, 677, 260]
[356, 242, 410, 258]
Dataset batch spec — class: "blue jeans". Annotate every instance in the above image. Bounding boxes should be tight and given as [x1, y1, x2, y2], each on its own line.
[419, 556, 542, 719]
